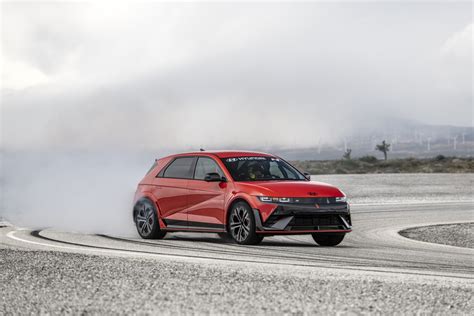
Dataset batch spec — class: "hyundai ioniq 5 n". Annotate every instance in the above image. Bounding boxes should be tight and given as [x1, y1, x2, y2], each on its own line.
[133, 151, 351, 245]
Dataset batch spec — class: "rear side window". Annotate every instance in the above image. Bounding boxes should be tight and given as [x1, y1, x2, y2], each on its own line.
[161, 157, 195, 179]
[194, 157, 224, 180]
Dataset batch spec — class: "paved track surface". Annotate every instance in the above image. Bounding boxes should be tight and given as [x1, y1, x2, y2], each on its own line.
[1, 201, 473, 314]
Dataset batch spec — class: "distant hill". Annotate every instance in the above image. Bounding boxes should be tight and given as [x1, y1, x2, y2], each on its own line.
[270, 119, 474, 160]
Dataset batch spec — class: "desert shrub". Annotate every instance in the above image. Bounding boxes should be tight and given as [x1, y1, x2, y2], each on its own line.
[405, 158, 421, 167]
[435, 155, 446, 161]
[341, 159, 359, 168]
[359, 155, 378, 163]
[335, 167, 347, 174]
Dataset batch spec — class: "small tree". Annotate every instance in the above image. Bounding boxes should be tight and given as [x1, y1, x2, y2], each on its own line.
[342, 148, 352, 160]
[375, 140, 390, 160]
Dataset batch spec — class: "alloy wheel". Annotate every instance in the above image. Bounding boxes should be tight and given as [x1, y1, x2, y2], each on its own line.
[229, 205, 251, 242]
[136, 203, 155, 236]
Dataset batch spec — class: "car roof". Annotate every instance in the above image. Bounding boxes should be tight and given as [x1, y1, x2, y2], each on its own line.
[163, 150, 275, 159]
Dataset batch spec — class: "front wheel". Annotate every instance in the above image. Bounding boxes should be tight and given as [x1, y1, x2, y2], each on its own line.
[228, 202, 263, 245]
[217, 232, 232, 241]
[134, 199, 167, 239]
[312, 233, 345, 246]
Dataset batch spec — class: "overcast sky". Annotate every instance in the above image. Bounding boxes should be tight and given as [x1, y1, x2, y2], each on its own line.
[1, 1, 472, 151]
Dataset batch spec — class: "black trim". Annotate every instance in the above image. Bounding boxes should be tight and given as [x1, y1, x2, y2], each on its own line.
[163, 219, 225, 230]
[253, 208, 264, 231]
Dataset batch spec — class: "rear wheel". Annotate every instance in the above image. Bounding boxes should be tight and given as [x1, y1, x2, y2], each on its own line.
[134, 199, 166, 239]
[312, 233, 345, 246]
[229, 202, 263, 245]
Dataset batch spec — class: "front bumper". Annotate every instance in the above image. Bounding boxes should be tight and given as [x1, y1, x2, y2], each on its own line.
[253, 202, 352, 233]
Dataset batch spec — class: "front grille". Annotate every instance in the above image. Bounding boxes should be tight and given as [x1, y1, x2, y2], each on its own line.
[264, 213, 351, 231]
[293, 214, 340, 226]
[269, 202, 349, 217]
[291, 214, 351, 230]
[261, 199, 350, 231]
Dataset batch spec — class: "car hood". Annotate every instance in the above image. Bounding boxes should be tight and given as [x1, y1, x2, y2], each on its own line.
[234, 180, 344, 198]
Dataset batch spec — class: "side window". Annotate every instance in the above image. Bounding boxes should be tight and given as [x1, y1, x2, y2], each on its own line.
[269, 161, 285, 178]
[281, 164, 298, 179]
[162, 157, 195, 179]
[194, 157, 224, 180]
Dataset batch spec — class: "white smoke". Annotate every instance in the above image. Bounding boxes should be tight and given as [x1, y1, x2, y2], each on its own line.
[1, 151, 160, 236]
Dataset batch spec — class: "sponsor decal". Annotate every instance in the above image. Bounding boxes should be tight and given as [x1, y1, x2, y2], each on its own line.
[226, 157, 267, 162]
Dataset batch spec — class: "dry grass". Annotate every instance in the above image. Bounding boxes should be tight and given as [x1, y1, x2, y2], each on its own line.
[291, 156, 474, 175]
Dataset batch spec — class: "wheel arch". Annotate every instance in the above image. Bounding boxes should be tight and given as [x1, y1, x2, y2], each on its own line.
[224, 196, 253, 232]
[133, 194, 160, 222]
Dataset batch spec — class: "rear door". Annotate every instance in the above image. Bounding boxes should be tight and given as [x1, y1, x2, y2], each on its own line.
[152, 156, 195, 227]
[186, 156, 227, 230]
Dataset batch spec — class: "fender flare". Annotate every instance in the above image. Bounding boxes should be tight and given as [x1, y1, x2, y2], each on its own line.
[132, 194, 161, 221]
[224, 194, 260, 229]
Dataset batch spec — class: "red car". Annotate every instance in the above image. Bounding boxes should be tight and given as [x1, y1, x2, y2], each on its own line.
[133, 151, 351, 245]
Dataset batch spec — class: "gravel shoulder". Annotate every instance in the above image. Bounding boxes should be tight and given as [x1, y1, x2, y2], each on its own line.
[1, 248, 472, 315]
[400, 223, 474, 248]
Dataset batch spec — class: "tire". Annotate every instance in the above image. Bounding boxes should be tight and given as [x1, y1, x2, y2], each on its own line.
[228, 201, 263, 245]
[134, 199, 167, 239]
[217, 232, 232, 241]
[312, 233, 345, 246]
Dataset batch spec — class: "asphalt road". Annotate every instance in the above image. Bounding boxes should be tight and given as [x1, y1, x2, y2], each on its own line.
[1, 201, 473, 314]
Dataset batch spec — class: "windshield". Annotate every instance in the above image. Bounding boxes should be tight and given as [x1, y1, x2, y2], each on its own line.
[221, 156, 307, 182]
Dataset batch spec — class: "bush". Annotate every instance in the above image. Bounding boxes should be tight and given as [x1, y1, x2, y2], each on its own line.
[341, 159, 359, 168]
[359, 155, 378, 163]
[435, 155, 446, 161]
[335, 167, 347, 174]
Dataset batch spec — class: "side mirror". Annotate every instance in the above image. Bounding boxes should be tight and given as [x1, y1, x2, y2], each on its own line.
[303, 172, 311, 180]
[204, 172, 226, 182]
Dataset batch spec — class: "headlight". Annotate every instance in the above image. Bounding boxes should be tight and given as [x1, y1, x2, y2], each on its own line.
[335, 196, 347, 203]
[258, 196, 293, 203]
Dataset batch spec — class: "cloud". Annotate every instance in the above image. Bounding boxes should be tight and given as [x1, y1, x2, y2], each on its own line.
[1, 59, 50, 90]
[441, 23, 473, 59]
[1, 2, 473, 151]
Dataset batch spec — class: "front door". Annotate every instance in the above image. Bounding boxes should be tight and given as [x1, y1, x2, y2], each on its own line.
[186, 156, 227, 231]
